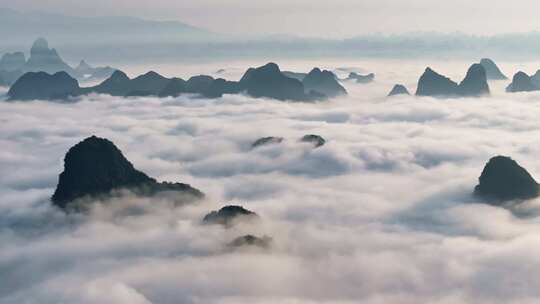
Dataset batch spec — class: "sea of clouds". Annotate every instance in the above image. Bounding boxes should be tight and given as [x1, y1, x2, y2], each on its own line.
[3, 59, 540, 303]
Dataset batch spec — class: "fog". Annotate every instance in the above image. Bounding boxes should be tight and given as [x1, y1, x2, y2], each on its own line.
[3, 59, 540, 303]
[7, 0, 540, 37]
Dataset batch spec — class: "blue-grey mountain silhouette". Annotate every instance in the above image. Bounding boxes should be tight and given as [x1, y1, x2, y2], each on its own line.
[158, 78, 187, 97]
[127, 71, 170, 96]
[479, 58, 507, 80]
[83, 70, 170, 97]
[202, 78, 243, 98]
[82, 70, 131, 96]
[530, 70, 540, 88]
[302, 68, 347, 98]
[506, 71, 539, 93]
[184, 75, 215, 94]
[5, 62, 350, 101]
[416, 67, 459, 97]
[458, 63, 490, 97]
[7, 71, 80, 101]
[239, 63, 308, 101]
[0, 38, 116, 86]
[51, 136, 203, 210]
[475, 156, 539, 203]
[300, 134, 326, 148]
[346, 72, 375, 83]
[75, 60, 116, 81]
[388, 84, 410, 96]
[416, 65, 489, 97]
[0, 52, 25, 71]
[203, 205, 259, 227]
[23, 38, 75, 75]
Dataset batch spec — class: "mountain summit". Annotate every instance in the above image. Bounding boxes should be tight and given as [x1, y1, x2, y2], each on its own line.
[51, 136, 203, 210]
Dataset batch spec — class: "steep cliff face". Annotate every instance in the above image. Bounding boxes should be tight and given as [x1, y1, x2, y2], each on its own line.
[479, 58, 507, 80]
[458, 64, 490, 97]
[416, 67, 460, 97]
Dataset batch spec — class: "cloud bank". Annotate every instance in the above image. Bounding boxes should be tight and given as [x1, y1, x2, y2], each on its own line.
[2, 60, 540, 303]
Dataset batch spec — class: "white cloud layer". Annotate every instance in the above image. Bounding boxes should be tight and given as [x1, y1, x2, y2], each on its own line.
[2, 59, 540, 303]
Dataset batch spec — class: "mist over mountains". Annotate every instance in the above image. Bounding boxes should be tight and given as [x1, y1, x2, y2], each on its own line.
[5, 8, 540, 64]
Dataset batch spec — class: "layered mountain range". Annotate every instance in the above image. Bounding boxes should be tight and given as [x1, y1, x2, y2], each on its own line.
[0, 38, 115, 86]
[8, 63, 348, 102]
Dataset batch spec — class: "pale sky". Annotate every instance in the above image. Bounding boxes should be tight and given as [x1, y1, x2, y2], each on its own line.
[4, 0, 540, 37]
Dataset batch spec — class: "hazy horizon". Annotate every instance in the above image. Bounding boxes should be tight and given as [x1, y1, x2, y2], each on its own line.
[4, 1, 540, 38]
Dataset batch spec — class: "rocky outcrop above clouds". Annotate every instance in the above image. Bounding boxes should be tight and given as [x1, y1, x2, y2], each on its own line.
[51, 136, 203, 210]
[202, 205, 259, 227]
[7, 71, 80, 100]
[506, 71, 540, 93]
[458, 63, 490, 97]
[479, 58, 507, 80]
[388, 84, 410, 96]
[302, 68, 347, 98]
[300, 134, 326, 148]
[416, 64, 489, 97]
[475, 156, 539, 202]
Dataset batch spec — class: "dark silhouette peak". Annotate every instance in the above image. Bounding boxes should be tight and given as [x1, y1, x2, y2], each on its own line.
[239, 63, 307, 101]
[506, 71, 538, 93]
[416, 67, 459, 97]
[203, 205, 259, 226]
[458, 64, 490, 97]
[388, 84, 410, 96]
[51, 136, 203, 210]
[260, 62, 281, 73]
[303, 67, 346, 98]
[479, 58, 507, 80]
[300, 134, 326, 148]
[110, 70, 130, 81]
[7, 71, 80, 101]
[185, 75, 215, 93]
[137, 70, 165, 79]
[252, 137, 284, 148]
[187, 75, 214, 82]
[475, 156, 539, 203]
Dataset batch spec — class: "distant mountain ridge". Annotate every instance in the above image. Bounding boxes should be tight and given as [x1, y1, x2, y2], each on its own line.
[7, 8, 540, 63]
[7, 62, 348, 101]
[0, 38, 116, 86]
[0, 8, 219, 49]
